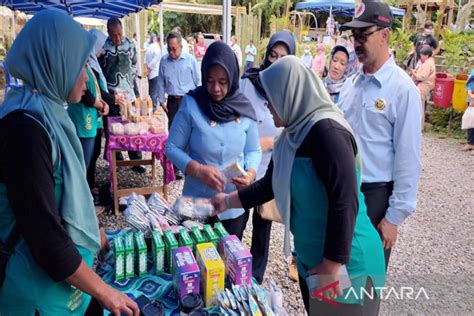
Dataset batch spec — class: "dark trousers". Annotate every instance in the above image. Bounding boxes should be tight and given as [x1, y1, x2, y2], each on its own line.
[166, 96, 183, 129]
[361, 182, 394, 270]
[148, 76, 159, 111]
[79, 137, 95, 169]
[244, 61, 254, 72]
[87, 128, 103, 189]
[220, 211, 250, 240]
[299, 275, 380, 316]
[245, 207, 272, 284]
[467, 128, 474, 145]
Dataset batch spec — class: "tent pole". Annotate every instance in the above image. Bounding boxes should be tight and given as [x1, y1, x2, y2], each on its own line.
[159, 3, 164, 51]
[135, 13, 142, 98]
[222, 0, 231, 43]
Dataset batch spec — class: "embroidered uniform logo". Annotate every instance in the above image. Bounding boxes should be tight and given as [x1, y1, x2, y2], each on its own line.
[375, 98, 386, 110]
[355, 3, 365, 18]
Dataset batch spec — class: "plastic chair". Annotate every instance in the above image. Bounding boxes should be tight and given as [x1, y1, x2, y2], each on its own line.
[1, 61, 22, 95]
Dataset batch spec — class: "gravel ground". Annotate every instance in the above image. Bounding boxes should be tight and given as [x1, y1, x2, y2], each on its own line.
[97, 134, 474, 315]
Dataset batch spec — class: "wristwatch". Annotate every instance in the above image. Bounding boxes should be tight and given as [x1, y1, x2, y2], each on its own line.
[225, 194, 232, 209]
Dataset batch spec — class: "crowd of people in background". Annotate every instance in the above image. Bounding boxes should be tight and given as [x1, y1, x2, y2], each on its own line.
[3, 0, 473, 314]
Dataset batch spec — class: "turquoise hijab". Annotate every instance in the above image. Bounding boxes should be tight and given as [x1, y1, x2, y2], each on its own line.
[259, 56, 361, 256]
[0, 10, 101, 253]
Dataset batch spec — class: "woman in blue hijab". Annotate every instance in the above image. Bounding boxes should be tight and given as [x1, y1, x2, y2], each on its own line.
[166, 41, 261, 239]
[0, 11, 138, 316]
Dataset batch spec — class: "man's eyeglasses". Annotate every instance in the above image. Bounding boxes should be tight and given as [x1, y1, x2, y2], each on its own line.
[350, 27, 384, 43]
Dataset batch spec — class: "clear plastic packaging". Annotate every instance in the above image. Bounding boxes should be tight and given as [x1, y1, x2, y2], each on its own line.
[172, 196, 214, 222]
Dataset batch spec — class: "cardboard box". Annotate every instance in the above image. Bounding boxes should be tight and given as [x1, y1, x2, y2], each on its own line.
[202, 224, 219, 248]
[114, 236, 125, 281]
[179, 228, 194, 254]
[164, 229, 179, 273]
[134, 232, 148, 277]
[219, 235, 252, 286]
[124, 233, 135, 278]
[151, 230, 165, 275]
[213, 222, 229, 238]
[196, 243, 225, 307]
[172, 246, 200, 299]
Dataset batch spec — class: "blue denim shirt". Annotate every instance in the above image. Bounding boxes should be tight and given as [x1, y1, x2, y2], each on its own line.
[166, 95, 262, 220]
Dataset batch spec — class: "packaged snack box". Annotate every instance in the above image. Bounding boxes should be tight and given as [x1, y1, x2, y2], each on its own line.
[164, 229, 179, 273]
[213, 222, 229, 238]
[202, 224, 219, 248]
[134, 232, 148, 277]
[179, 228, 194, 254]
[151, 230, 165, 275]
[124, 233, 135, 278]
[190, 226, 206, 253]
[172, 246, 200, 299]
[219, 235, 252, 286]
[114, 236, 125, 281]
[196, 243, 225, 307]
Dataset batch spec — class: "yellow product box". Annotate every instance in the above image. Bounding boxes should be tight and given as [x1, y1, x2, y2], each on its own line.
[196, 243, 225, 307]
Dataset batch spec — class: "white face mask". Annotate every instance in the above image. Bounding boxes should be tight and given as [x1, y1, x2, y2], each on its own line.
[424, 28, 433, 35]
[304, 49, 310, 54]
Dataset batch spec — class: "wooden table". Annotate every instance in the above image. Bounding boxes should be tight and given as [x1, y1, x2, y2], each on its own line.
[107, 117, 175, 215]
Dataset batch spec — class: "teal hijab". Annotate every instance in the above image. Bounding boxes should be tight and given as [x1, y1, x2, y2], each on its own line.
[0, 10, 101, 253]
[259, 56, 361, 256]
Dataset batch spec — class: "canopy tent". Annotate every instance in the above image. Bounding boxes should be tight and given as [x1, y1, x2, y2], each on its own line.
[295, 0, 406, 17]
[0, 0, 161, 19]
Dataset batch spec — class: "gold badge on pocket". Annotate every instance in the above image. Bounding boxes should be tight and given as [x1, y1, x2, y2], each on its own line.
[375, 98, 386, 111]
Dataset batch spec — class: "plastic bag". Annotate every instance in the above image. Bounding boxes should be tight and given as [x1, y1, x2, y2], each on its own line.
[461, 106, 474, 130]
[172, 196, 214, 222]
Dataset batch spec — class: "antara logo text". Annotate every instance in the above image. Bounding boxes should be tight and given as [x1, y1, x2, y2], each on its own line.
[311, 281, 430, 307]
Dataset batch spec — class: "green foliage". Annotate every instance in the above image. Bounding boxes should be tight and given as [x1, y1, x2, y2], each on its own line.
[426, 107, 466, 139]
[389, 28, 413, 66]
[440, 30, 474, 74]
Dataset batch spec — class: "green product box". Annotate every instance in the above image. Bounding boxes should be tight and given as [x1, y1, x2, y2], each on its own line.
[164, 229, 179, 273]
[152, 230, 165, 275]
[213, 222, 229, 238]
[114, 237, 125, 281]
[124, 233, 135, 278]
[134, 232, 148, 277]
[203, 224, 219, 248]
[179, 228, 194, 254]
[190, 227, 206, 256]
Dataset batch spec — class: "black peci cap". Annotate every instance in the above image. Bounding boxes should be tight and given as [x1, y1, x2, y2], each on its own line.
[340, 1, 393, 31]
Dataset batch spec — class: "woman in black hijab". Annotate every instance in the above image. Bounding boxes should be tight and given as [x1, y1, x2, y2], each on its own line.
[239, 30, 297, 284]
[166, 41, 261, 238]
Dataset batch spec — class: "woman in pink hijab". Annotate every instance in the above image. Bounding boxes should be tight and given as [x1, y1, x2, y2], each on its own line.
[312, 43, 326, 78]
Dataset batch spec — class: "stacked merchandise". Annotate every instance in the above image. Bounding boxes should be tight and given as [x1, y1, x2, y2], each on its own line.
[113, 192, 289, 315]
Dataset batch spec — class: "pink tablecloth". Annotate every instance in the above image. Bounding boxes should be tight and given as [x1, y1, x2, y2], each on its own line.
[106, 117, 175, 192]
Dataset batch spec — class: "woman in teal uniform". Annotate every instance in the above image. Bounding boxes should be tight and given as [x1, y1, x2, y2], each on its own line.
[0, 11, 138, 316]
[212, 56, 386, 315]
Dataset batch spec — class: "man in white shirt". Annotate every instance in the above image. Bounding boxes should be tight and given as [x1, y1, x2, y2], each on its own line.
[244, 40, 257, 72]
[144, 35, 162, 111]
[230, 35, 243, 70]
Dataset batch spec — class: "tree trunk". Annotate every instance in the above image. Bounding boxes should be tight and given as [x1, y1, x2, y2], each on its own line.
[404, 0, 414, 30]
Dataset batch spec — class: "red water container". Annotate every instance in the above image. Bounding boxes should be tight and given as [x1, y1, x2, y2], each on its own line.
[433, 73, 455, 108]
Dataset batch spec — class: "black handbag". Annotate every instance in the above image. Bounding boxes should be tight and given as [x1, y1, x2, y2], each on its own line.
[0, 225, 20, 288]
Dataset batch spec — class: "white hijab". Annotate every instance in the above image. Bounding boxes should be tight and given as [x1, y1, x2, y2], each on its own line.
[259, 55, 361, 256]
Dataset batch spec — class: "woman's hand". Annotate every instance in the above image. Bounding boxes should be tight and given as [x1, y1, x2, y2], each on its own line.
[96, 284, 139, 316]
[308, 258, 343, 301]
[115, 93, 126, 107]
[210, 193, 228, 215]
[197, 164, 226, 192]
[231, 168, 256, 190]
[98, 101, 109, 116]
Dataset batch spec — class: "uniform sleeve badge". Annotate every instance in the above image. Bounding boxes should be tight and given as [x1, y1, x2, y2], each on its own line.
[375, 98, 386, 110]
